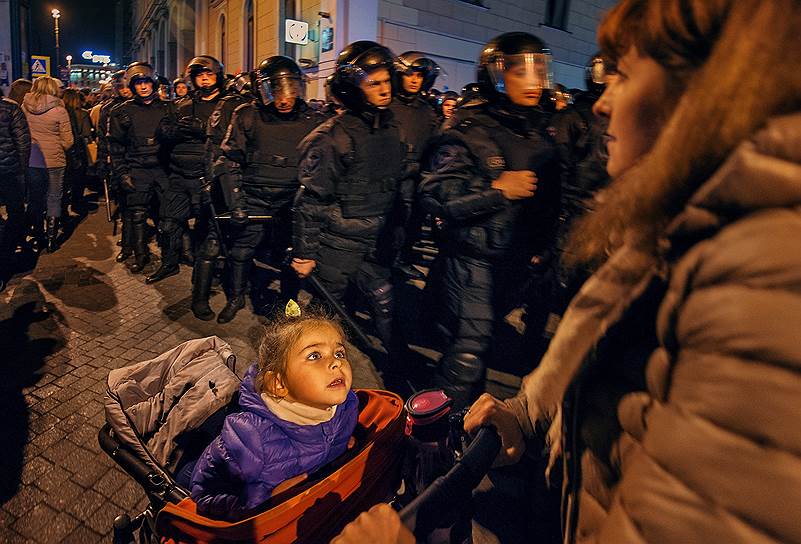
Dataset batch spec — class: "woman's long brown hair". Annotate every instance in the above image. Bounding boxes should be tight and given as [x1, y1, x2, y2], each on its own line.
[564, 0, 801, 270]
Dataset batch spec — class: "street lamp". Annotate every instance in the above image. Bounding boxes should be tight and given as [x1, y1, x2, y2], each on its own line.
[66, 54, 72, 85]
[51, 8, 61, 78]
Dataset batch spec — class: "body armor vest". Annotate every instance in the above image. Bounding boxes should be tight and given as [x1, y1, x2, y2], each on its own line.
[120, 100, 171, 168]
[335, 113, 403, 218]
[171, 96, 220, 177]
[389, 95, 438, 162]
[452, 107, 559, 261]
[242, 105, 322, 209]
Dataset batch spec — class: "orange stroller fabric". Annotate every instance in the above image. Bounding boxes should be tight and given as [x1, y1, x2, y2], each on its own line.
[156, 389, 405, 543]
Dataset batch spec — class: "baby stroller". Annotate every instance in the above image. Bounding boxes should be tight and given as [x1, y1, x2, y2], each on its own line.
[100, 336, 500, 543]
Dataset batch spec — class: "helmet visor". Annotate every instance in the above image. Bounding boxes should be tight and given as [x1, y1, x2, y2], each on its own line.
[487, 52, 552, 94]
[258, 75, 302, 104]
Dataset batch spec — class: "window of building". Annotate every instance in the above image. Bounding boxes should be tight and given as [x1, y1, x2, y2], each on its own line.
[544, 0, 570, 30]
[219, 14, 226, 65]
[245, 0, 254, 71]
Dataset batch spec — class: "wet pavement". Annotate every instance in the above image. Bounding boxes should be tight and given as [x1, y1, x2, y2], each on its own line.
[0, 207, 382, 543]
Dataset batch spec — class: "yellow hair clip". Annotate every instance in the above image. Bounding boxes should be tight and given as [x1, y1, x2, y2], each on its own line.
[285, 299, 301, 317]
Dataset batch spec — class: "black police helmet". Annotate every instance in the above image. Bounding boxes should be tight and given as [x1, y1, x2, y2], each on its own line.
[393, 51, 441, 95]
[225, 72, 254, 96]
[125, 62, 157, 95]
[330, 41, 395, 112]
[477, 32, 551, 103]
[253, 56, 303, 107]
[185, 55, 225, 95]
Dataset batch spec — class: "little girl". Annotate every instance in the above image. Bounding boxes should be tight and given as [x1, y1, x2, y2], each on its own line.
[190, 303, 358, 521]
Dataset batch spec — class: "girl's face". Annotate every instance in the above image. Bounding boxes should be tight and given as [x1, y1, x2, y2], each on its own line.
[592, 47, 673, 178]
[280, 323, 353, 410]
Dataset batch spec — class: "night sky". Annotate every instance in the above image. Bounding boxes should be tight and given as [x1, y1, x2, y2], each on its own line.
[29, 0, 116, 67]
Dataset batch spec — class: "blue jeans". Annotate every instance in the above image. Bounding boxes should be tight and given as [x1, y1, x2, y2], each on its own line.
[46, 167, 66, 218]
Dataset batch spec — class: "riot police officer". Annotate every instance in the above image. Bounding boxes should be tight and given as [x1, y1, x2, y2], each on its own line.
[188, 72, 256, 321]
[291, 41, 406, 349]
[173, 78, 189, 99]
[108, 62, 172, 273]
[419, 32, 561, 408]
[146, 56, 226, 284]
[389, 51, 442, 279]
[199, 56, 324, 323]
[97, 70, 134, 263]
[552, 52, 610, 234]
[549, 52, 612, 314]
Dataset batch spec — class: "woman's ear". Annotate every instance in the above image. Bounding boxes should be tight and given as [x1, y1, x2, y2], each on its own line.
[263, 371, 288, 398]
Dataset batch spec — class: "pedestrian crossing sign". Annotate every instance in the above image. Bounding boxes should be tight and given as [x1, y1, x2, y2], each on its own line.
[31, 55, 50, 78]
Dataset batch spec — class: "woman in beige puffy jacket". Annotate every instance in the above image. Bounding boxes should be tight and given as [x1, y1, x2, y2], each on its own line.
[333, 0, 801, 543]
[22, 76, 73, 252]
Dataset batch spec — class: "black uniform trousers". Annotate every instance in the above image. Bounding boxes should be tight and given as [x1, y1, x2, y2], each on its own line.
[315, 242, 391, 305]
[157, 173, 203, 267]
[125, 167, 167, 212]
[429, 254, 529, 357]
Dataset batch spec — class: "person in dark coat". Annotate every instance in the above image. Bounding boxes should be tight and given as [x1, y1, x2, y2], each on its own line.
[146, 56, 227, 285]
[291, 41, 407, 350]
[0, 95, 30, 289]
[107, 62, 171, 273]
[190, 307, 358, 521]
[202, 57, 324, 323]
[62, 88, 94, 216]
[389, 51, 442, 280]
[418, 32, 561, 409]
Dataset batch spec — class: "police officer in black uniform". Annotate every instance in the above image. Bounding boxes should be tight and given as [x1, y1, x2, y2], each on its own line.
[419, 32, 561, 408]
[108, 62, 172, 273]
[97, 70, 134, 263]
[146, 56, 226, 284]
[203, 56, 324, 323]
[548, 52, 612, 314]
[291, 41, 406, 348]
[552, 52, 610, 238]
[173, 78, 189, 99]
[389, 51, 442, 279]
[189, 72, 256, 321]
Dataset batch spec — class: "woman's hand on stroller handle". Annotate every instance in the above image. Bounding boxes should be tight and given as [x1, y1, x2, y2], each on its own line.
[463, 393, 526, 467]
[331, 503, 414, 544]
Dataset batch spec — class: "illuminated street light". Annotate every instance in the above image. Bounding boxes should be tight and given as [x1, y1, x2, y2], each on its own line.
[52, 8, 61, 78]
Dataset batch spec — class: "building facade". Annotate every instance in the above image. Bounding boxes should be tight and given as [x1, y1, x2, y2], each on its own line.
[0, 0, 32, 94]
[129, 0, 616, 99]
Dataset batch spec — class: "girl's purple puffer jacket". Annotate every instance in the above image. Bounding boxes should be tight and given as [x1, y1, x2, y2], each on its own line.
[189, 364, 359, 521]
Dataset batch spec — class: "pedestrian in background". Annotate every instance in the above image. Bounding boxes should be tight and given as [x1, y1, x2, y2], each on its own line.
[0, 92, 31, 290]
[63, 88, 94, 216]
[8, 78, 32, 106]
[21, 76, 74, 253]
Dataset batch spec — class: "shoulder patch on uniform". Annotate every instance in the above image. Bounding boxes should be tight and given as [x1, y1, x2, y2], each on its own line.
[546, 126, 557, 138]
[209, 109, 222, 128]
[487, 156, 506, 169]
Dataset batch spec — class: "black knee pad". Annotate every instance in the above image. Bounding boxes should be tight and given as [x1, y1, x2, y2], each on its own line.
[367, 280, 394, 313]
[439, 352, 485, 385]
[199, 237, 221, 260]
[229, 246, 255, 263]
[129, 209, 148, 224]
[158, 219, 179, 236]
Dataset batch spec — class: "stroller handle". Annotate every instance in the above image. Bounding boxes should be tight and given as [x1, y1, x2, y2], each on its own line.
[398, 425, 501, 536]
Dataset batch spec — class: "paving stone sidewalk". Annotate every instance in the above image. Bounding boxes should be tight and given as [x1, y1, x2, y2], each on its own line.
[0, 209, 382, 543]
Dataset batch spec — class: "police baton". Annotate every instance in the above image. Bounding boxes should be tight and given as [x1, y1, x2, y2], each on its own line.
[102, 175, 112, 223]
